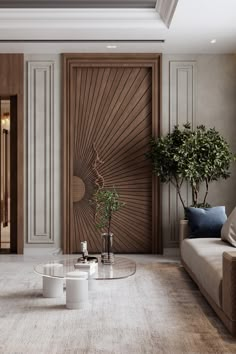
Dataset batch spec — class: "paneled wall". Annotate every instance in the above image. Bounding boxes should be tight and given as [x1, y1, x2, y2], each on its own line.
[162, 54, 236, 249]
[25, 55, 61, 248]
[24, 53, 236, 251]
[166, 61, 196, 247]
[27, 61, 54, 243]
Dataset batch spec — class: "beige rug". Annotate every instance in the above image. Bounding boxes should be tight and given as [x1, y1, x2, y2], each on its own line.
[0, 260, 236, 354]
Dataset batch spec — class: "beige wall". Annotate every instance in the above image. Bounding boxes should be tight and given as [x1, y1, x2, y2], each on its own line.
[23, 53, 236, 252]
[162, 54, 236, 249]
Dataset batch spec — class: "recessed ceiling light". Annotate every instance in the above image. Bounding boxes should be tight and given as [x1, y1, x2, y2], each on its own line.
[106, 45, 117, 49]
[210, 39, 216, 44]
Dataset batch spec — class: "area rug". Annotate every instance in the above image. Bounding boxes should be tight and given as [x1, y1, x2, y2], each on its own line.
[0, 259, 236, 354]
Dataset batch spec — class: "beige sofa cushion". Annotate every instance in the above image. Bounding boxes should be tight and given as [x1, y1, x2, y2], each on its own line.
[181, 238, 233, 307]
[221, 207, 236, 247]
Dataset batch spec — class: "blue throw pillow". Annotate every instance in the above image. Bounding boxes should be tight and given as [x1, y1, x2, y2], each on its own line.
[185, 206, 227, 238]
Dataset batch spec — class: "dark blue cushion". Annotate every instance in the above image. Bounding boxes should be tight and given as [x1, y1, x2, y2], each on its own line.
[185, 206, 227, 238]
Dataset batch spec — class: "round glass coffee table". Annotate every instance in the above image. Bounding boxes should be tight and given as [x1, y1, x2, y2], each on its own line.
[35, 256, 136, 280]
[34, 256, 136, 309]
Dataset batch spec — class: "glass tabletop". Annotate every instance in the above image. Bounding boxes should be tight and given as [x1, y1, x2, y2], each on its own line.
[34, 256, 136, 280]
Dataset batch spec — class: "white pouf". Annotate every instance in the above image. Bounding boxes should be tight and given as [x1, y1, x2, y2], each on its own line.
[74, 262, 98, 291]
[66, 271, 88, 310]
[88, 263, 98, 291]
[42, 263, 64, 298]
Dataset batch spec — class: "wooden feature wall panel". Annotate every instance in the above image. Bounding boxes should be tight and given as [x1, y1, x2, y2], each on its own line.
[163, 61, 196, 247]
[63, 54, 161, 254]
[0, 54, 24, 254]
[27, 61, 54, 243]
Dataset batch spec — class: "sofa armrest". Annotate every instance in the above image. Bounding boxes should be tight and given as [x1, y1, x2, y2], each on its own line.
[179, 220, 190, 243]
[222, 251, 236, 320]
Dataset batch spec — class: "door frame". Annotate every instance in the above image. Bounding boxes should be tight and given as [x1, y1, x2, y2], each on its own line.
[0, 54, 24, 254]
[62, 53, 161, 254]
[0, 95, 23, 254]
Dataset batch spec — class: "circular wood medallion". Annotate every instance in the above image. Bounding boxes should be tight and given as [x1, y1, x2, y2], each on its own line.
[73, 176, 86, 202]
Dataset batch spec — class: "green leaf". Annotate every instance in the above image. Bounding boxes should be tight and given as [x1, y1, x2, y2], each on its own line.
[145, 123, 235, 208]
[92, 187, 125, 233]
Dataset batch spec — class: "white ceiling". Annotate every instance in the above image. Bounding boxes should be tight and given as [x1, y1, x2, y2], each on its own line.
[165, 0, 236, 53]
[0, 0, 235, 53]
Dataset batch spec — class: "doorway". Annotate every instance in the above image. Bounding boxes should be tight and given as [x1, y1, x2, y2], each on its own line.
[0, 96, 17, 253]
[63, 54, 161, 254]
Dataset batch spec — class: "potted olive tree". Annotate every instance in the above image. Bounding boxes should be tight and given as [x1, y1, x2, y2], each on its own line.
[92, 188, 125, 264]
[146, 123, 235, 238]
[176, 124, 235, 208]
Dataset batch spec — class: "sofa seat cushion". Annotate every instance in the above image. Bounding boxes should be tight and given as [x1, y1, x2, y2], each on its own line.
[181, 238, 233, 307]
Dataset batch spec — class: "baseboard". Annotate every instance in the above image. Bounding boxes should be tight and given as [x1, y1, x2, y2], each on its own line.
[24, 246, 62, 256]
[24, 246, 180, 258]
[163, 248, 180, 257]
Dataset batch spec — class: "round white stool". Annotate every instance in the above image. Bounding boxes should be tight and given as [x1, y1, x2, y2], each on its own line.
[74, 262, 98, 291]
[66, 271, 88, 310]
[89, 262, 98, 291]
[42, 263, 64, 298]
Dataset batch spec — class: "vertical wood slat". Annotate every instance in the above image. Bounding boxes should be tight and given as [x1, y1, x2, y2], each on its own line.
[27, 61, 54, 243]
[62, 54, 161, 254]
[152, 56, 161, 253]
[73, 67, 152, 253]
[69, 64, 76, 253]
[0, 54, 24, 254]
[0, 101, 1, 246]
[167, 61, 196, 246]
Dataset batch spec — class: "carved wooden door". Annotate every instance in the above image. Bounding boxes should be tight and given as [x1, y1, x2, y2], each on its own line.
[63, 55, 160, 254]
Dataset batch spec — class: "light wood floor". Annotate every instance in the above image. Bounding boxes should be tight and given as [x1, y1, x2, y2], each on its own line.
[0, 254, 236, 353]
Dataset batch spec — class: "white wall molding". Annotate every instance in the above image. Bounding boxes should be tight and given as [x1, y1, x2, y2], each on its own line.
[162, 59, 196, 248]
[156, 0, 179, 27]
[0, 9, 163, 28]
[169, 61, 196, 130]
[0, 9, 166, 41]
[168, 61, 196, 245]
[27, 61, 55, 244]
[0, 3, 177, 41]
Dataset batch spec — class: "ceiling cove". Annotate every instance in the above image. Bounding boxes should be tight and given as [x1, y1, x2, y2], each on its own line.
[0, 0, 178, 28]
[0, 0, 157, 8]
[0, 0, 178, 43]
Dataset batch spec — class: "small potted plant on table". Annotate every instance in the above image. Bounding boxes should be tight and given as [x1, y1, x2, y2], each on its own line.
[92, 188, 125, 264]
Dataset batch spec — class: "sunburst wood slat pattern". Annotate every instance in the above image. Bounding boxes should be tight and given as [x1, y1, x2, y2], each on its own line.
[63, 54, 161, 254]
[71, 66, 153, 253]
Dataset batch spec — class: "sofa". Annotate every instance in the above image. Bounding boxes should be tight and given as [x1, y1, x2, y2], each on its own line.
[180, 221, 236, 336]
